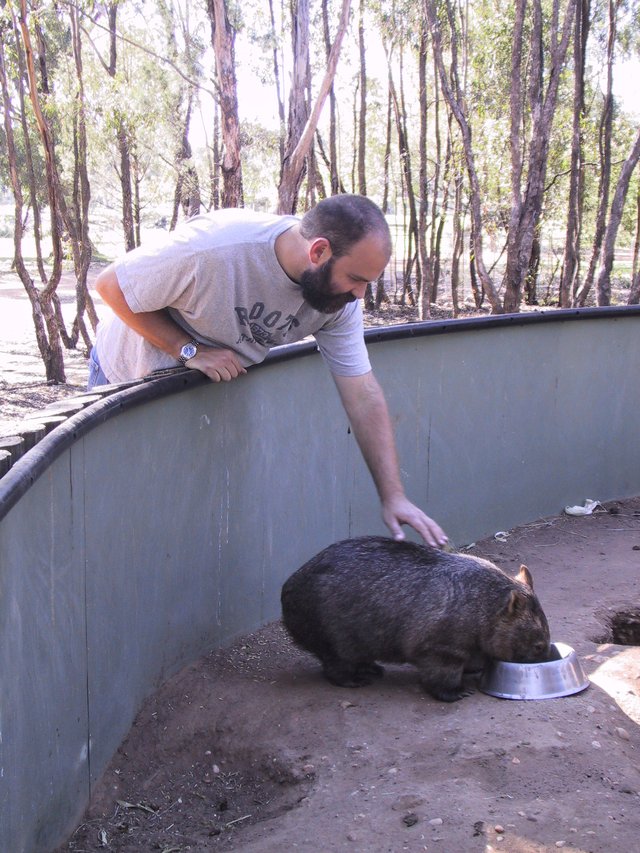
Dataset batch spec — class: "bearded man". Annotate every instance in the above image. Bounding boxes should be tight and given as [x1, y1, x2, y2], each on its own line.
[91, 194, 447, 547]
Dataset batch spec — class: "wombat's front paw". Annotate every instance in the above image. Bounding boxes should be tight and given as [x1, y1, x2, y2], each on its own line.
[428, 685, 475, 702]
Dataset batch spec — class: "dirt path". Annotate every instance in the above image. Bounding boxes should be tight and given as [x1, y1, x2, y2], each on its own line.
[57, 498, 640, 853]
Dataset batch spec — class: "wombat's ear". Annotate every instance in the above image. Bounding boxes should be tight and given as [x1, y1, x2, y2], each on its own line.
[506, 588, 529, 615]
[515, 564, 534, 590]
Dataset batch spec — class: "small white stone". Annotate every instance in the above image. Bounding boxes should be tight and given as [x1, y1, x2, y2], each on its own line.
[615, 727, 630, 740]
[429, 817, 443, 826]
[591, 740, 602, 749]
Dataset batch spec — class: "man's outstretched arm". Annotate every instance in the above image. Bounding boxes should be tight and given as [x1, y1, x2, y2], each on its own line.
[332, 371, 448, 547]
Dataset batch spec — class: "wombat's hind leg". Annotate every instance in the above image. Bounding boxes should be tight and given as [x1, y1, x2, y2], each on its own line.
[322, 657, 381, 687]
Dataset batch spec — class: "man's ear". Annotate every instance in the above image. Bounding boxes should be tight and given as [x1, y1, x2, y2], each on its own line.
[308, 237, 332, 265]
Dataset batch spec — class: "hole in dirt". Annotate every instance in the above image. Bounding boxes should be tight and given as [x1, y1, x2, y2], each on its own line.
[58, 745, 315, 851]
[593, 606, 640, 646]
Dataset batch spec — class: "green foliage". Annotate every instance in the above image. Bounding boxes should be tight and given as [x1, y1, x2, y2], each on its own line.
[1, 0, 640, 277]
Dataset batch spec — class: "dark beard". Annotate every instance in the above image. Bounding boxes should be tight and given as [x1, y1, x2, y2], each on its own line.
[299, 258, 357, 314]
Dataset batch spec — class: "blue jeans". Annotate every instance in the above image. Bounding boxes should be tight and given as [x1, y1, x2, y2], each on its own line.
[87, 346, 109, 390]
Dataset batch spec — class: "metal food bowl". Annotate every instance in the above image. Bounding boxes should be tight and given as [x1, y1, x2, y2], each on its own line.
[479, 642, 590, 700]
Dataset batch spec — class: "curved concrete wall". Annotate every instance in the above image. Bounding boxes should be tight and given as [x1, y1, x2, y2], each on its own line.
[1, 309, 639, 852]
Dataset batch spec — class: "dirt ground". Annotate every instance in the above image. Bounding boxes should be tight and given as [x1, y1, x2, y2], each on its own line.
[50, 499, 640, 853]
[2, 271, 639, 853]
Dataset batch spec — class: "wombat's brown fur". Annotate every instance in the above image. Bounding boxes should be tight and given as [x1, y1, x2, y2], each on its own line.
[281, 536, 550, 702]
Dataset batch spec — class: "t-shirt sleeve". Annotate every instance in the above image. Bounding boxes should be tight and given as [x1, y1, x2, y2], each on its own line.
[114, 238, 200, 315]
[313, 301, 371, 377]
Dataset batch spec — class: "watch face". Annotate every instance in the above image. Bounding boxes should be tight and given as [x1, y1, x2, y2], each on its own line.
[181, 343, 197, 361]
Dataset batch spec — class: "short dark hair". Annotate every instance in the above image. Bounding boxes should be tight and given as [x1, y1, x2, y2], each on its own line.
[299, 194, 391, 258]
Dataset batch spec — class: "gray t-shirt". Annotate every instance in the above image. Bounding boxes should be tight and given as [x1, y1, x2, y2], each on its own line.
[96, 209, 372, 383]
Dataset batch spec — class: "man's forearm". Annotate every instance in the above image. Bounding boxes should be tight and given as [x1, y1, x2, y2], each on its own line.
[94, 264, 247, 382]
[332, 371, 404, 500]
[332, 371, 448, 546]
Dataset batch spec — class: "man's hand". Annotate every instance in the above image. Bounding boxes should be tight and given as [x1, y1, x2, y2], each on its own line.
[186, 347, 247, 382]
[381, 494, 448, 548]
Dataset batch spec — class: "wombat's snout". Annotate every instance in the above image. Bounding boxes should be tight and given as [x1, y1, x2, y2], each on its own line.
[532, 638, 552, 660]
[508, 638, 550, 663]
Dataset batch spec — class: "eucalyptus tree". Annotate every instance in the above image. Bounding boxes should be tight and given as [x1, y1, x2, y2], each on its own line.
[1, 0, 97, 381]
[559, 0, 590, 307]
[574, 0, 618, 305]
[156, 0, 204, 226]
[0, 4, 66, 381]
[207, 0, 243, 207]
[425, 0, 503, 313]
[277, 0, 351, 213]
[83, 1, 182, 248]
[501, 0, 576, 312]
[99, 0, 137, 249]
[594, 125, 640, 302]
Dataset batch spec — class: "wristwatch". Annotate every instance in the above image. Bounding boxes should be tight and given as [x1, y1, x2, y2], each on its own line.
[178, 339, 199, 365]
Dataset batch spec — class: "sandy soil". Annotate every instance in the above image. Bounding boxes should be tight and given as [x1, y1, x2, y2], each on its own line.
[51, 499, 640, 853]
[2, 269, 639, 853]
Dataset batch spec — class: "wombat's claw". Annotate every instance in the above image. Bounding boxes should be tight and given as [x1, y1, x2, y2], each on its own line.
[429, 685, 475, 702]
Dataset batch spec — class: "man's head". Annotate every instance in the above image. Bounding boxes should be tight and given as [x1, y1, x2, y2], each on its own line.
[298, 195, 392, 314]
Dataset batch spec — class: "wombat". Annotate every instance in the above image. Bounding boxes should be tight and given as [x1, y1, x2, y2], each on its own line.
[281, 536, 550, 702]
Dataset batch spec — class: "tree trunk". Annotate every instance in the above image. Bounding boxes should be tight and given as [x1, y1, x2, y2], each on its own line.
[279, 0, 310, 213]
[68, 5, 98, 342]
[430, 60, 450, 306]
[323, 0, 342, 195]
[388, 52, 418, 306]
[502, 0, 576, 312]
[356, 0, 366, 196]
[574, 0, 616, 306]
[170, 96, 202, 229]
[450, 173, 464, 317]
[424, 0, 503, 313]
[629, 268, 640, 304]
[560, 0, 590, 306]
[0, 17, 65, 382]
[107, 2, 136, 250]
[418, 23, 431, 320]
[268, 0, 286, 167]
[208, 0, 243, 207]
[278, 0, 351, 213]
[632, 182, 640, 279]
[595, 127, 640, 305]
